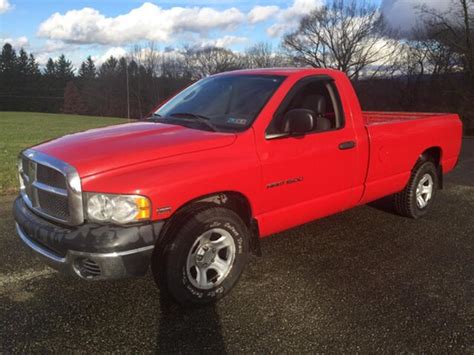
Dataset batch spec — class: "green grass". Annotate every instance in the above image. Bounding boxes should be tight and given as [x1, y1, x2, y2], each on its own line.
[0, 112, 126, 195]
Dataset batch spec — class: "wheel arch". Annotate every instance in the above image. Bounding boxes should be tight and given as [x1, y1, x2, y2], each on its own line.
[419, 146, 443, 189]
[420, 146, 442, 165]
[157, 191, 261, 255]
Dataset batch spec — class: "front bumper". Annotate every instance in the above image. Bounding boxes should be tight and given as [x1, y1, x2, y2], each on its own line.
[13, 197, 165, 280]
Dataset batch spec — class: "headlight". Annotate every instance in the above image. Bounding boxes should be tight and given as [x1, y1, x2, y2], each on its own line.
[85, 193, 151, 224]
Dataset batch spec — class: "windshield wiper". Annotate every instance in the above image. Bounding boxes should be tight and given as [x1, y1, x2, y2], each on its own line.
[169, 112, 217, 132]
[170, 112, 210, 120]
[146, 113, 162, 122]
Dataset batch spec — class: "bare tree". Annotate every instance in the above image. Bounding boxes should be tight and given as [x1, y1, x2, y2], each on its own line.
[187, 47, 242, 79]
[399, 24, 461, 78]
[418, 0, 474, 81]
[127, 42, 166, 117]
[282, 0, 400, 79]
[160, 51, 193, 80]
[414, 0, 474, 131]
[243, 42, 288, 68]
[129, 41, 161, 76]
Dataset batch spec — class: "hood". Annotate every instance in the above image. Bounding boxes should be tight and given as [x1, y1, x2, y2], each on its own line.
[34, 122, 236, 177]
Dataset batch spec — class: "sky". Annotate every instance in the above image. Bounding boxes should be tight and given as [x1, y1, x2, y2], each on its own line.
[0, 0, 451, 68]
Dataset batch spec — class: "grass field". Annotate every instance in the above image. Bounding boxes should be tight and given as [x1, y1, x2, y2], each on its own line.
[0, 112, 125, 195]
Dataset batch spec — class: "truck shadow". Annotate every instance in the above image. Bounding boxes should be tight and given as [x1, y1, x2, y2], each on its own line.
[156, 293, 226, 353]
[367, 195, 396, 214]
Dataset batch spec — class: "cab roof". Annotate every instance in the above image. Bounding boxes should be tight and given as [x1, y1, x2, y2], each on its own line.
[214, 67, 342, 77]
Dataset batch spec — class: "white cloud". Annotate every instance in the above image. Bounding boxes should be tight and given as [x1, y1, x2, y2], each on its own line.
[43, 39, 69, 52]
[32, 40, 84, 67]
[35, 53, 56, 66]
[266, 23, 289, 38]
[37, 2, 246, 46]
[95, 47, 127, 65]
[36, 0, 326, 48]
[248, 5, 279, 24]
[266, 0, 323, 37]
[285, 0, 324, 17]
[0, 0, 12, 14]
[200, 35, 247, 48]
[35, 48, 82, 68]
[1, 36, 28, 48]
[381, 0, 452, 30]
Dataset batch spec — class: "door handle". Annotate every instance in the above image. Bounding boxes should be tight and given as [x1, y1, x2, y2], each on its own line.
[339, 141, 356, 150]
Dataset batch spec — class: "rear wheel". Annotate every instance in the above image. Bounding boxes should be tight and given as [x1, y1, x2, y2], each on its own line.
[393, 160, 439, 219]
[152, 207, 249, 306]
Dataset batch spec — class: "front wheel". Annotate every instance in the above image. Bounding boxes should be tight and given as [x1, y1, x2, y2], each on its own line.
[153, 207, 249, 306]
[393, 160, 439, 219]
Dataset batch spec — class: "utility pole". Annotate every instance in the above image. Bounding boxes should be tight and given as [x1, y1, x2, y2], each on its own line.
[125, 57, 130, 120]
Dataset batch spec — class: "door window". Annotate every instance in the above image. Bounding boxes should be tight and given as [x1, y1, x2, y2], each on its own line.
[267, 77, 344, 136]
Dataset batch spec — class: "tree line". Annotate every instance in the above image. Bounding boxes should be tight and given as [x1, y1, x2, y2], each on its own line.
[0, 0, 472, 131]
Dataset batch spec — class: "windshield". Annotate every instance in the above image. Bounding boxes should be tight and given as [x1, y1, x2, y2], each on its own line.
[154, 74, 285, 132]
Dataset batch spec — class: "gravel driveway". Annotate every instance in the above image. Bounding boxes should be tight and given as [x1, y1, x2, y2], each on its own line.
[1, 139, 472, 353]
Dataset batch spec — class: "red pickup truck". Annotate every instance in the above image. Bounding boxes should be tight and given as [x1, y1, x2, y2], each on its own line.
[14, 68, 462, 306]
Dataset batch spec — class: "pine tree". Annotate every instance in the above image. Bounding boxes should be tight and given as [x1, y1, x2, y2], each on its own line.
[44, 58, 56, 77]
[78, 56, 96, 79]
[0, 43, 17, 73]
[99, 56, 119, 76]
[27, 54, 40, 76]
[17, 48, 29, 76]
[56, 54, 74, 81]
[0, 43, 19, 110]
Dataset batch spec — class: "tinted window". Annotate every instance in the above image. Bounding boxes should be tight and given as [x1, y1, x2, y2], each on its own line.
[155, 75, 285, 132]
[267, 79, 344, 135]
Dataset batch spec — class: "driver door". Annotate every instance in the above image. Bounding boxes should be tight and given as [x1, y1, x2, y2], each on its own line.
[255, 76, 357, 236]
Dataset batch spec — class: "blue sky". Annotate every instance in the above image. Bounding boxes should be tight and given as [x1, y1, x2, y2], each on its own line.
[1, 0, 288, 41]
[0, 0, 443, 68]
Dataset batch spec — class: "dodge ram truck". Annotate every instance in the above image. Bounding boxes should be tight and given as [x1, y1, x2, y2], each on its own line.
[14, 68, 462, 306]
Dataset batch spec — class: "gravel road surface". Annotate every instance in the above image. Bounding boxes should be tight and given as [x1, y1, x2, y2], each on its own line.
[1, 139, 472, 353]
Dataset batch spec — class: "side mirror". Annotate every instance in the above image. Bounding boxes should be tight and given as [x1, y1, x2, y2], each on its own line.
[283, 109, 314, 136]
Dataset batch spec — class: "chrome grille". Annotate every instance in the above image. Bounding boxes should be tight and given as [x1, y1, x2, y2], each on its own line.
[21, 156, 30, 176]
[37, 164, 67, 189]
[37, 189, 70, 220]
[19, 149, 83, 226]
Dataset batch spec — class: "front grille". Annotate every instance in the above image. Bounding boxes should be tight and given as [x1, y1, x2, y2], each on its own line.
[37, 164, 67, 189]
[37, 189, 70, 220]
[19, 149, 83, 225]
[21, 156, 30, 176]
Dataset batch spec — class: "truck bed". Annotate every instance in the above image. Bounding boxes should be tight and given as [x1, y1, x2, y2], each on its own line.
[359, 110, 462, 204]
[363, 111, 450, 126]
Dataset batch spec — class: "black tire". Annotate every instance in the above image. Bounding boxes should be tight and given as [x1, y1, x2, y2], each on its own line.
[152, 207, 249, 306]
[393, 160, 439, 219]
